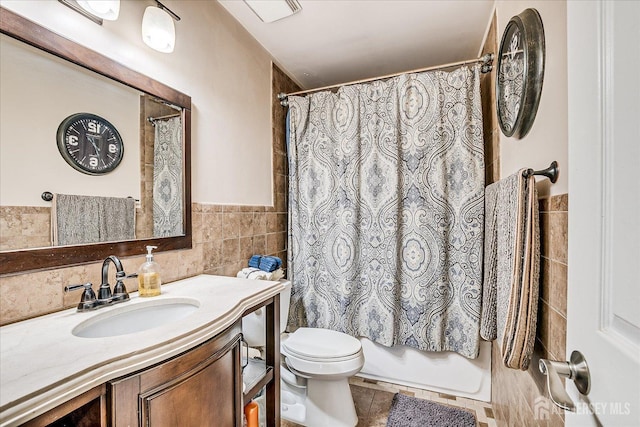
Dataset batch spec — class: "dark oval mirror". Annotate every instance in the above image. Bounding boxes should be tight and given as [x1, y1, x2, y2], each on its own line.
[0, 8, 192, 275]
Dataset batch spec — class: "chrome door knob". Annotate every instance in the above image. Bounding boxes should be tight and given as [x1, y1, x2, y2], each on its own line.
[539, 350, 591, 411]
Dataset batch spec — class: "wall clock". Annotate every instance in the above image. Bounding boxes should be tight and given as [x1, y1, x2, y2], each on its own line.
[496, 8, 545, 139]
[56, 113, 124, 175]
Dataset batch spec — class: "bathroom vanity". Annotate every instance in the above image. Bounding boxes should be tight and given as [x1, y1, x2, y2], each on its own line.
[0, 275, 283, 427]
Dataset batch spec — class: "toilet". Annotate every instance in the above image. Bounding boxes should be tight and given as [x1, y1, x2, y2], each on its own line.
[242, 280, 364, 427]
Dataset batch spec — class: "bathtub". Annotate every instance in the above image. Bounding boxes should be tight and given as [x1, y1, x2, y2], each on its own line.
[356, 338, 491, 402]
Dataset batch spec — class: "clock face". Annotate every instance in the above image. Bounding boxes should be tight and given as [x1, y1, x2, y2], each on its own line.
[496, 8, 545, 139]
[497, 24, 525, 134]
[56, 113, 124, 175]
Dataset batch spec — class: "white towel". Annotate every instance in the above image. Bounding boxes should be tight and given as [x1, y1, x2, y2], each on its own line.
[237, 267, 284, 281]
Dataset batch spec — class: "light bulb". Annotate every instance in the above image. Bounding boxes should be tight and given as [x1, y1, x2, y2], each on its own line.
[76, 0, 120, 20]
[142, 6, 175, 53]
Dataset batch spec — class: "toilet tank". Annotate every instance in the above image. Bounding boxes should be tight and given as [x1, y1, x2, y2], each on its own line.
[242, 280, 291, 347]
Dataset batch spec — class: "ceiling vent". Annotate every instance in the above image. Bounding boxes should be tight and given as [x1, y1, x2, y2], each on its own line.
[243, 0, 302, 23]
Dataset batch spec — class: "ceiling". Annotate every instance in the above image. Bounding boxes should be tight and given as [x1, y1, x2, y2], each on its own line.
[218, 0, 495, 90]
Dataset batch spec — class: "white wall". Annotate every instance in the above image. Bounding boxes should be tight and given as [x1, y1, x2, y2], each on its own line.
[496, 0, 568, 196]
[0, 0, 274, 206]
[0, 35, 140, 206]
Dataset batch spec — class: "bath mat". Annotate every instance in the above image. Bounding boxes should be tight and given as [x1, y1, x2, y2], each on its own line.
[386, 393, 477, 427]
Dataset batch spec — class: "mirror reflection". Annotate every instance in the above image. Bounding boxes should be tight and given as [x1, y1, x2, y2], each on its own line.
[0, 33, 184, 251]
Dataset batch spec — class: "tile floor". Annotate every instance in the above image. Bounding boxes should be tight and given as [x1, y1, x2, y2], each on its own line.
[281, 376, 497, 427]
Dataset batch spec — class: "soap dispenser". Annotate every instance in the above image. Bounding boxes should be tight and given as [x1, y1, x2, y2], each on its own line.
[138, 245, 161, 297]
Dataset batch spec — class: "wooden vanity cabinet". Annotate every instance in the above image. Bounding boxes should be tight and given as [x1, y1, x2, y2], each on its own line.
[108, 321, 243, 427]
[107, 293, 281, 427]
[17, 293, 280, 427]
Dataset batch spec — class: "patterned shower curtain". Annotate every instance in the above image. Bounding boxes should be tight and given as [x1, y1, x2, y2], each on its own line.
[287, 66, 485, 358]
[153, 116, 183, 237]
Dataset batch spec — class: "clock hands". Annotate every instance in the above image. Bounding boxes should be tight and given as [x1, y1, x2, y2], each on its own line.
[86, 134, 101, 155]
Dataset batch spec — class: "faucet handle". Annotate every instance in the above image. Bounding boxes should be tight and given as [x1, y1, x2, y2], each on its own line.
[112, 272, 138, 303]
[64, 282, 97, 312]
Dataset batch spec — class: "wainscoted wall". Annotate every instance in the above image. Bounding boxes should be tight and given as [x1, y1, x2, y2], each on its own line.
[0, 64, 297, 326]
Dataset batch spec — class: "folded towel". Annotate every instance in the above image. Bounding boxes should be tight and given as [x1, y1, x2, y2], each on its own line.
[259, 256, 282, 272]
[237, 267, 284, 281]
[249, 255, 262, 269]
[480, 170, 540, 370]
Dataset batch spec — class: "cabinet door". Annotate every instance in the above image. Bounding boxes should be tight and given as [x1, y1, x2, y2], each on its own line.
[109, 322, 243, 427]
[140, 343, 239, 427]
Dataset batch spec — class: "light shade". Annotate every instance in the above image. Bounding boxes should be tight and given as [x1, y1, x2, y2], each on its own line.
[244, 0, 301, 23]
[142, 6, 176, 53]
[76, 0, 120, 20]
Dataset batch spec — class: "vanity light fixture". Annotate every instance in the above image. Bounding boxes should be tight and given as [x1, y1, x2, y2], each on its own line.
[58, 0, 120, 25]
[77, 0, 120, 20]
[244, 0, 302, 23]
[142, 1, 181, 53]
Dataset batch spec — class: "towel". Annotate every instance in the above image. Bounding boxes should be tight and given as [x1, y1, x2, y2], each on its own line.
[259, 256, 282, 272]
[237, 267, 284, 281]
[480, 170, 540, 370]
[52, 194, 136, 246]
[248, 255, 282, 272]
[249, 255, 262, 269]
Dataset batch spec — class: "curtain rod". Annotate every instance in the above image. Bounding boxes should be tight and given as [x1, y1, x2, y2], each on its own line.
[147, 113, 181, 124]
[278, 53, 494, 106]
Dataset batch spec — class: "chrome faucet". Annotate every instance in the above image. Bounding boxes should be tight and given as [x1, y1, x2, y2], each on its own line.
[99, 255, 124, 305]
[65, 255, 137, 312]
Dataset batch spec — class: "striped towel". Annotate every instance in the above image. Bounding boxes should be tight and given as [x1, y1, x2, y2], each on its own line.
[480, 170, 540, 370]
[259, 256, 282, 272]
[249, 255, 262, 269]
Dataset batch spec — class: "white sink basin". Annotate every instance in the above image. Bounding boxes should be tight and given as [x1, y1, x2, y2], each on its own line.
[72, 297, 200, 338]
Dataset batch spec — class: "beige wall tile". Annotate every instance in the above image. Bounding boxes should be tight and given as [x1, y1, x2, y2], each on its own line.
[222, 212, 241, 239]
[253, 212, 267, 235]
[549, 261, 567, 317]
[238, 213, 255, 237]
[549, 212, 568, 264]
[252, 234, 266, 255]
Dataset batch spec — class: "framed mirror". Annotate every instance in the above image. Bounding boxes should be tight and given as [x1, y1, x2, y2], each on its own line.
[0, 7, 192, 275]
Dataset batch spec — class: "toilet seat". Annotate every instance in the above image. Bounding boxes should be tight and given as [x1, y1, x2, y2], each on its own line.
[282, 327, 362, 361]
[281, 328, 364, 378]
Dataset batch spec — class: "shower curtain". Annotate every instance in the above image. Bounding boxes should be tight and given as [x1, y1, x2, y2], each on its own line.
[153, 116, 183, 237]
[287, 66, 485, 358]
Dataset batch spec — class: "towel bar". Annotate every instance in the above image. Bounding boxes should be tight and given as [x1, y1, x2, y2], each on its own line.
[41, 192, 140, 202]
[523, 161, 558, 183]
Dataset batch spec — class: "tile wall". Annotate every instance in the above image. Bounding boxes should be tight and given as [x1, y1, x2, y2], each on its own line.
[0, 63, 298, 326]
[0, 206, 50, 251]
[482, 10, 569, 427]
[491, 195, 568, 427]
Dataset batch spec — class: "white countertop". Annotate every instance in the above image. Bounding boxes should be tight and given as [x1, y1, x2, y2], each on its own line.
[0, 274, 284, 427]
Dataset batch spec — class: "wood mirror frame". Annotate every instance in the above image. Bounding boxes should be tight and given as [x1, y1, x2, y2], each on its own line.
[0, 7, 192, 275]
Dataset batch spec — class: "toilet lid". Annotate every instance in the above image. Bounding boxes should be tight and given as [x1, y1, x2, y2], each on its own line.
[282, 328, 361, 360]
